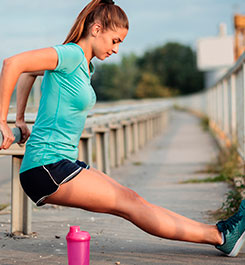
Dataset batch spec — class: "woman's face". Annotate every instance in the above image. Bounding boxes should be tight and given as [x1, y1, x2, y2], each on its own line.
[92, 25, 128, 60]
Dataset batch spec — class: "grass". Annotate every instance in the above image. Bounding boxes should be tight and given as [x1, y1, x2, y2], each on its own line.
[182, 140, 244, 219]
[132, 161, 143, 166]
[0, 203, 9, 211]
[183, 143, 241, 184]
[200, 115, 210, 131]
[173, 104, 188, 112]
[212, 187, 244, 220]
[181, 174, 227, 184]
[174, 106, 244, 219]
[211, 145, 241, 180]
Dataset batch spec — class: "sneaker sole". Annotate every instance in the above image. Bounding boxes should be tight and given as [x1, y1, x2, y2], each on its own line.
[228, 231, 245, 257]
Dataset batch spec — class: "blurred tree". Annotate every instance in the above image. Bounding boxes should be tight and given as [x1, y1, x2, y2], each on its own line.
[137, 42, 204, 95]
[92, 42, 204, 101]
[91, 63, 121, 101]
[92, 53, 138, 101]
[135, 72, 173, 98]
[114, 54, 138, 99]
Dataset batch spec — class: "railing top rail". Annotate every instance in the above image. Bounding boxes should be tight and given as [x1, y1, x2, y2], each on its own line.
[7, 100, 173, 123]
[211, 52, 245, 88]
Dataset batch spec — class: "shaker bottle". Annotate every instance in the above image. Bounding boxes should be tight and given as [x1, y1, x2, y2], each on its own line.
[66, 226, 91, 265]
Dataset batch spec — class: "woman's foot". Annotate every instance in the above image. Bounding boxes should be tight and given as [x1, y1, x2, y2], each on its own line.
[215, 200, 245, 257]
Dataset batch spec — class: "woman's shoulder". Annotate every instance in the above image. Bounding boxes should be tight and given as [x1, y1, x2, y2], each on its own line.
[54, 43, 84, 53]
[53, 43, 85, 74]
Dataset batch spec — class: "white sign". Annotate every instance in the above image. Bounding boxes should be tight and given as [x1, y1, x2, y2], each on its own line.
[197, 36, 234, 71]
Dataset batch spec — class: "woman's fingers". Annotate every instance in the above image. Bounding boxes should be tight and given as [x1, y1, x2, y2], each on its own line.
[15, 121, 30, 143]
[0, 123, 15, 149]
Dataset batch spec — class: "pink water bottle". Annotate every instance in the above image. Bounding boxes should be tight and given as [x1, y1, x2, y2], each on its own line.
[66, 226, 91, 265]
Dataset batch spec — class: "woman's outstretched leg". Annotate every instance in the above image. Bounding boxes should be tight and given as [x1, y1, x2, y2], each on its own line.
[44, 167, 223, 246]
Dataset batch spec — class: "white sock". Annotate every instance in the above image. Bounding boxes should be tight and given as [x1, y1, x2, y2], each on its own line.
[220, 232, 225, 245]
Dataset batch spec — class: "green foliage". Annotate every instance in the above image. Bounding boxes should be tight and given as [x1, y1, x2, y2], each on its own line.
[213, 185, 244, 220]
[135, 72, 173, 98]
[0, 203, 9, 211]
[222, 187, 243, 218]
[181, 174, 227, 184]
[208, 145, 241, 181]
[180, 131, 244, 220]
[92, 42, 204, 101]
[200, 115, 210, 131]
[91, 63, 121, 101]
[116, 54, 139, 99]
[137, 42, 204, 95]
[92, 53, 138, 101]
[133, 161, 143, 166]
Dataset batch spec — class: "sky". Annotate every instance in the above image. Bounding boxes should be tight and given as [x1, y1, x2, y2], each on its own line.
[0, 0, 245, 65]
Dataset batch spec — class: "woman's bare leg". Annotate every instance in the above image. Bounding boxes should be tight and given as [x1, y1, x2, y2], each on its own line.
[44, 167, 222, 245]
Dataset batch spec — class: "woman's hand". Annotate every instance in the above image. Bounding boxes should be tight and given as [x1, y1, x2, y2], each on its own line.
[15, 120, 30, 144]
[0, 122, 15, 150]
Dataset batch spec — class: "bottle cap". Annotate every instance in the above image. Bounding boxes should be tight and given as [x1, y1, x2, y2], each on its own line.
[69, 226, 80, 233]
[66, 226, 91, 242]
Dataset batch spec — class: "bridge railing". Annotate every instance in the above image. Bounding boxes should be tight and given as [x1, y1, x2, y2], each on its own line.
[175, 53, 245, 162]
[0, 100, 172, 235]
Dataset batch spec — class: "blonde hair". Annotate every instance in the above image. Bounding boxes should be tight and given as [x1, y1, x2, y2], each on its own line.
[63, 0, 129, 44]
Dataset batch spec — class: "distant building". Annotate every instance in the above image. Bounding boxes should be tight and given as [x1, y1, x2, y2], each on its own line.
[197, 23, 234, 88]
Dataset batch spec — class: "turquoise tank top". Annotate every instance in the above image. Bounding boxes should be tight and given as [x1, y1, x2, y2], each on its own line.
[20, 43, 96, 173]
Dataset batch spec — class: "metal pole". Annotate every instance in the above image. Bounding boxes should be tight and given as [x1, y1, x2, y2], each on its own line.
[0, 127, 22, 146]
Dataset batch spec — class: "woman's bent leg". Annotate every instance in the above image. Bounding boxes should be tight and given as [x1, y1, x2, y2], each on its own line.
[44, 167, 222, 245]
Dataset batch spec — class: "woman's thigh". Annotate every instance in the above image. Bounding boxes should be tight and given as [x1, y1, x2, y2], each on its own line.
[43, 167, 137, 214]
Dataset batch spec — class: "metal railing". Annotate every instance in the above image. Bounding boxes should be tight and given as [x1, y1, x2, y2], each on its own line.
[0, 100, 172, 234]
[175, 52, 245, 161]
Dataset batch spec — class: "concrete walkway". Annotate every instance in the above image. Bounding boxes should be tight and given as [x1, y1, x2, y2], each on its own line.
[0, 110, 244, 264]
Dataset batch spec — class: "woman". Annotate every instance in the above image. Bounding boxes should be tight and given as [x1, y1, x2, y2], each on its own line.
[0, 0, 244, 257]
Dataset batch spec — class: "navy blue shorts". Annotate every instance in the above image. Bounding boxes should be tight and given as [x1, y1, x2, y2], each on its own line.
[20, 159, 90, 206]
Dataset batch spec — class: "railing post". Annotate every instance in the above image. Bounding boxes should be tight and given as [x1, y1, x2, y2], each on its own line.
[78, 130, 93, 166]
[146, 116, 151, 142]
[143, 118, 148, 145]
[109, 124, 122, 167]
[208, 88, 214, 128]
[223, 79, 229, 138]
[161, 111, 167, 133]
[215, 84, 219, 128]
[131, 119, 139, 153]
[118, 125, 125, 165]
[11, 156, 32, 235]
[147, 117, 152, 141]
[121, 120, 132, 159]
[130, 118, 139, 153]
[153, 115, 157, 136]
[149, 116, 154, 140]
[242, 63, 245, 159]
[231, 74, 237, 143]
[236, 63, 245, 158]
[94, 127, 110, 175]
[138, 119, 144, 149]
[156, 114, 161, 134]
[158, 113, 162, 134]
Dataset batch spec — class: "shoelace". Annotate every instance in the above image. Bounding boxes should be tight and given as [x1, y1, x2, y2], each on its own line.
[240, 201, 245, 211]
[217, 212, 243, 234]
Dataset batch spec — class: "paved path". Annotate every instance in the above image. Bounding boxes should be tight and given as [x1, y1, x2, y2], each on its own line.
[0, 110, 244, 264]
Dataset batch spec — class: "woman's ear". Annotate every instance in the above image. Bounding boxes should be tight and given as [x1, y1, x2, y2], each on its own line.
[91, 23, 102, 37]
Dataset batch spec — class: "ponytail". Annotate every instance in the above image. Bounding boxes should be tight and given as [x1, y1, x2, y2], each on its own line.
[63, 0, 101, 44]
[63, 0, 128, 44]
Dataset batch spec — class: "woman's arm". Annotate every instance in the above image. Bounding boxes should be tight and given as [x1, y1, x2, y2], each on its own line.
[0, 48, 58, 149]
[15, 71, 44, 143]
[16, 71, 44, 123]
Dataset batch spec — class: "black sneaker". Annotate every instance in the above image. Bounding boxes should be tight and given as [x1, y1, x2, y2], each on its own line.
[215, 200, 245, 256]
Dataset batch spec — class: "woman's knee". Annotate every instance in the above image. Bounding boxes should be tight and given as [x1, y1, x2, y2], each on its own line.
[111, 186, 144, 217]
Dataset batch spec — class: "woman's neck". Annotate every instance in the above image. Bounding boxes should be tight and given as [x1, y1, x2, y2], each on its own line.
[77, 38, 94, 64]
